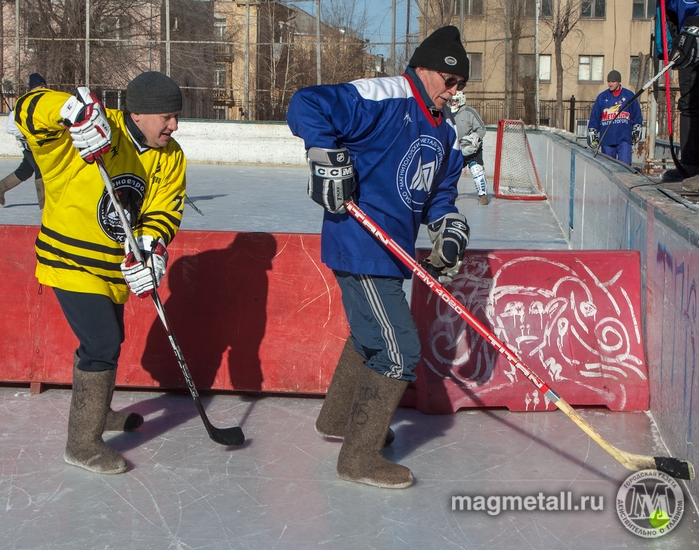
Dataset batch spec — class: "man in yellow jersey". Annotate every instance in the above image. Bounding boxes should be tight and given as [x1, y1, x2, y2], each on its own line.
[15, 72, 187, 474]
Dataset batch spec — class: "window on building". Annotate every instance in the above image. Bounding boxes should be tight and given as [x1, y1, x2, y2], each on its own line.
[578, 55, 604, 81]
[467, 53, 483, 80]
[215, 64, 227, 87]
[581, 0, 605, 18]
[632, 0, 654, 19]
[541, 0, 553, 17]
[214, 18, 226, 40]
[454, 0, 483, 16]
[630, 56, 651, 85]
[518, 54, 552, 82]
[539, 55, 552, 81]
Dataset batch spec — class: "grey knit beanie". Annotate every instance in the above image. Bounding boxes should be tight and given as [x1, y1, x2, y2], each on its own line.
[126, 71, 182, 114]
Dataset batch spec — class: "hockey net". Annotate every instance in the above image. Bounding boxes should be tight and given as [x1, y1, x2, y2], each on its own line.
[493, 119, 546, 200]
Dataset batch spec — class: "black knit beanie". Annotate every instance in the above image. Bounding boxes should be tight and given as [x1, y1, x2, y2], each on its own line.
[126, 71, 182, 114]
[409, 26, 470, 82]
[28, 73, 46, 89]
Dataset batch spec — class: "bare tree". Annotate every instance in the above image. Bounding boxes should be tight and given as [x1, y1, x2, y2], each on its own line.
[17, 0, 160, 92]
[542, 0, 584, 128]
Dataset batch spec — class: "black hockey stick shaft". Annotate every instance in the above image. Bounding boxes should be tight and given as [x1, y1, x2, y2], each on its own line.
[96, 158, 244, 446]
[594, 58, 675, 157]
[345, 200, 694, 480]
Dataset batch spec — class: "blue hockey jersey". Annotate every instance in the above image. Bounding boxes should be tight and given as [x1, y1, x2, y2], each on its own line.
[665, 0, 699, 26]
[287, 74, 463, 279]
[587, 88, 643, 147]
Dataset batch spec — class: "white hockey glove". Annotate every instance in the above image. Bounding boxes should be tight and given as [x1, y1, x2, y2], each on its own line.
[307, 147, 356, 213]
[671, 16, 699, 69]
[59, 87, 112, 164]
[120, 236, 168, 297]
[459, 131, 482, 156]
[424, 213, 470, 283]
[632, 124, 642, 145]
[587, 128, 600, 149]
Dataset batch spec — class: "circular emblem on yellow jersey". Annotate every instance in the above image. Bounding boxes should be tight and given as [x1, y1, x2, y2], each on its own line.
[98, 174, 146, 243]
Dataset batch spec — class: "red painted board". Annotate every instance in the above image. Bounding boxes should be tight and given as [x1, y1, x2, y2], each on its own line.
[0, 227, 348, 393]
[0, 225, 44, 382]
[406, 250, 649, 412]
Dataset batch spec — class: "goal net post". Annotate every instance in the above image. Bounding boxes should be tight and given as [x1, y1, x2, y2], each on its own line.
[493, 119, 546, 200]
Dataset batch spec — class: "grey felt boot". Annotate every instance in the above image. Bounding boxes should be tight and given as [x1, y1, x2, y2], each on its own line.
[64, 366, 128, 474]
[71, 352, 143, 433]
[336, 367, 413, 489]
[35, 178, 44, 209]
[0, 172, 22, 206]
[316, 337, 394, 446]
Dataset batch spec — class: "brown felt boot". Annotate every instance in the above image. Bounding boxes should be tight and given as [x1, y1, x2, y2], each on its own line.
[0, 172, 22, 206]
[64, 366, 128, 474]
[71, 352, 143, 433]
[34, 178, 45, 209]
[681, 174, 699, 193]
[336, 367, 413, 489]
[316, 337, 394, 446]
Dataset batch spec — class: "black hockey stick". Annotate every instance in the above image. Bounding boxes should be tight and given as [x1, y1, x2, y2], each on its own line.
[96, 158, 244, 446]
[345, 199, 695, 480]
[593, 58, 676, 158]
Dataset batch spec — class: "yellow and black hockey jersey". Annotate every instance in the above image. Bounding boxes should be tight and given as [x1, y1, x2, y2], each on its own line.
[14, 88, 187, 304]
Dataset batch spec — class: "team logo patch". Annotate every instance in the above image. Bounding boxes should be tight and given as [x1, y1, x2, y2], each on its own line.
[97, 174, 146, 244]
[444, 56, 457, 66]
[396, 135, 445, 209]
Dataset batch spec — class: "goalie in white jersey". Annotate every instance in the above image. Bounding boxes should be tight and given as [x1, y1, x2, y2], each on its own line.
[15, 71, 187, 475]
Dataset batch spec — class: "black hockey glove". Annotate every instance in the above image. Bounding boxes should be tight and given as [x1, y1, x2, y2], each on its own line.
[307, 147, 356, 213]
[671, 16, 699, 69]
[425, 213, 470, 283]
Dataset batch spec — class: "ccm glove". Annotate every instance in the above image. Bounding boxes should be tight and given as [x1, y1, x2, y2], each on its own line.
[632, 124, 642, 145]
[425, 213, 470, 283]
[459, 131, 482, 156]
[307, 147, 356, 213]
[587, 128, 600, 149]
[59, 87, 111, 163]
[120, 236, 168, 297]
[671, 16, 699, 69]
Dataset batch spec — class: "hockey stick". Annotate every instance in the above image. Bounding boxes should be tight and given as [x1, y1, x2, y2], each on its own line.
[95, 157, 244, 446]
[345, 200, 695, 480]
[593, 58, 675, 158]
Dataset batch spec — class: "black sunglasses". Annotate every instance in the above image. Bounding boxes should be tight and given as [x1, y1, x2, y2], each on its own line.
[437, 72, 467, 91]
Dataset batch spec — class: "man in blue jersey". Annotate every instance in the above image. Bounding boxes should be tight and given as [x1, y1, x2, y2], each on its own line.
[661, 0, 699, 188]
[287, 26, 471, 489]
[587, 70, 643, 166]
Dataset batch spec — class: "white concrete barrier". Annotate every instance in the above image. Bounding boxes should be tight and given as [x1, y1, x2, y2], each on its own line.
[0, 116, 501, 170]
[0, 116, 309, 166]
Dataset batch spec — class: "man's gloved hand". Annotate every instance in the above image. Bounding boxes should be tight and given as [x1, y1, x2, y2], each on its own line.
[425, 213, 470, 283]
[587, 128, 600, 149]
[671, 16, 699, 69]
[307, 147, 356, 213]
[120, 236, 168, 297]
[459, 131, 481, 156]
[59, 87, 111, 163]
[632, 124, 642, 145]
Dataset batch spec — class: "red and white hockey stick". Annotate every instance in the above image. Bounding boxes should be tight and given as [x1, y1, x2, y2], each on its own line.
[345, 200, 695, 480]
[96, 158, 244, 447]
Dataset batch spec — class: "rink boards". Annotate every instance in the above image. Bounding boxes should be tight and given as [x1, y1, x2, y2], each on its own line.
[0, 225, 648, 411]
